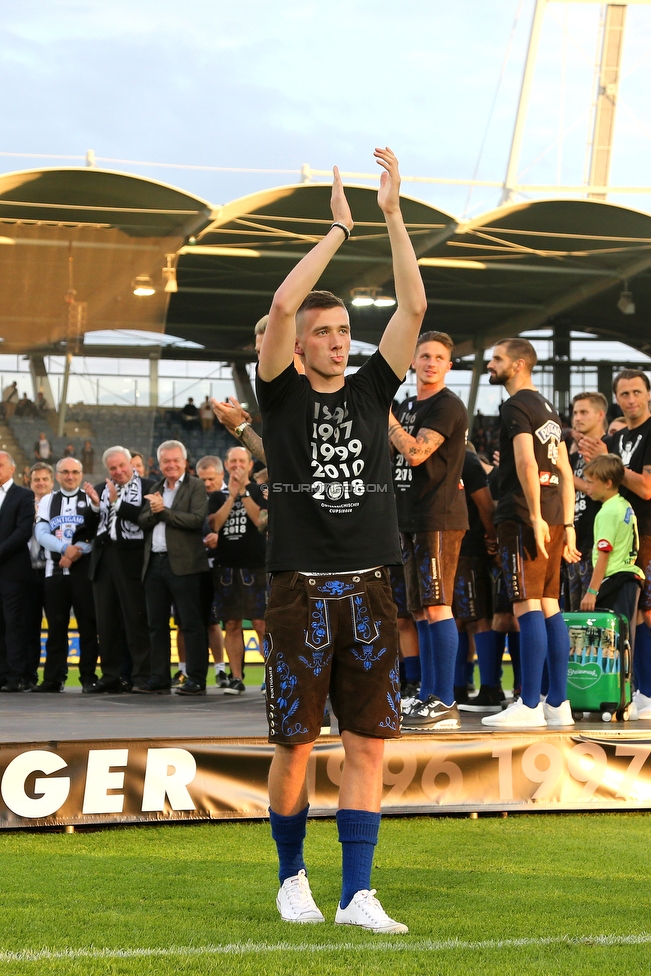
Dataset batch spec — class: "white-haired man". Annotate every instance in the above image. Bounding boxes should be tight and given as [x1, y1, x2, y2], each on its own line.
[82, 446, 156, 693]
[137, 440, 210, 694]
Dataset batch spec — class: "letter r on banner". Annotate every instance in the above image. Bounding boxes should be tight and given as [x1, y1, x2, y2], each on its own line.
[141, 749, 197, 812]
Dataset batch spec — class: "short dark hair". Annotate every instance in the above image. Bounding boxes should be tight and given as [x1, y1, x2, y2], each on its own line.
[572, 392, 608, 412]
[415, 331, 454, 353]
[297, 290, 346, 317]
[584, 453, 625, 489]
[612, 369, 650, 395]
[494, 337, 538, 370]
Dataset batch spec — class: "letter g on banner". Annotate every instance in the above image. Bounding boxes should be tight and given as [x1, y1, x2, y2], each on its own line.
[1, 751, 70, 818]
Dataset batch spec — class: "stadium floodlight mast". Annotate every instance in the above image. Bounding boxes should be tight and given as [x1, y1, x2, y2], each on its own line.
[350, 287, 396, 308]
[501, 0, 651, 206]
[132, 274, 155, 297]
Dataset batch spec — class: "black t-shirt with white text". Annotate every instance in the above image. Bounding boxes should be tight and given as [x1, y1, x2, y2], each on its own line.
[256, 351, 402, 572]
[208, 482, 267, 568]
[460, 450, 490, 557]
[606, 416, 651, 536]
[571, 449, 601, 555]
[393, 387, 469, 533]
[495, 389, 564, 527]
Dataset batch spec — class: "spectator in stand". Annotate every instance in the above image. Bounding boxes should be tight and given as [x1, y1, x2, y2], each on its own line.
[63, 443, 76, 458]
[3, 381, 18, 419]
[147, 456, 161, 478]
[81, 440, 95, 474]
[579, 370, 651, 718]
[34, 432, 53, 462]
[35, 391, 48, 415]
[82, 447, 155, 694]
[33, 458, 99, 692]
[482, 338, 579, 729]
[129, 452, 146, 478]
[180, 397, 200, 431]
[562, 392, 608, 611]
[15, 393, 35, 417]
[199, 396, 214, 432]
[138, 440, 210, 695]
[454, 448, 501, 713]
[0, 452, 36, 692]
[23, 462, 54, 690]
[390, 331, 469, 732]
[208, 446, 266, 695]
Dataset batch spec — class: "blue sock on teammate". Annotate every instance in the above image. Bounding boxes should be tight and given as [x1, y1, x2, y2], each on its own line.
[518, 611, 547, 708]
[337, 809, 381, 908]
[455, 630, 469, 688]
[270, 805, 308, 884]
[544, 612, 571, 707]
[429, 617, 458, 706]
[416, 619, 434, 699]
[474, 630, 499, 688]
[635, 623, 651, 696]
[507, 630, 521, 693]
[403, 654, 421, 686]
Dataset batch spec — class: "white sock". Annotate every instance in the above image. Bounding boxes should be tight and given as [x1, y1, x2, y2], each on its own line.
[178, 662, 187, 675]
[215, 663, 226, 674]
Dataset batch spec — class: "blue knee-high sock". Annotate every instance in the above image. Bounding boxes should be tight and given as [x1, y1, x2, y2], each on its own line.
[545, 612, 570, 707]
[635, 623, 651, 696]
[541, 659, 549, 699]
[455, 631, 469, 687]
[507, 631, 521, 693]
[403, 654, 421, 685]
[429, 618, 458, 706]
[270, 805, 308, 884]
[493, 631, 506, 685]
[399, 659, 406, 684]
[517, 611, 547, 708]
[337, 809, 380, 909]
[475, 630, 499, 687]
[417, 619, 434, 700]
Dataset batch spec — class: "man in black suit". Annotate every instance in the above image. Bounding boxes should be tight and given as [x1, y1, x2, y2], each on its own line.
[82, 446, 154, 693]
[0, 452, 35, 692]
[138, 440, 210, 695]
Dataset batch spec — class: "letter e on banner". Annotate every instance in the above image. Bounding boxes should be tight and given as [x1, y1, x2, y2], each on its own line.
[82, 750, 128, 814]
[1, 751, 70, 818]
[142, 749, 196, 812]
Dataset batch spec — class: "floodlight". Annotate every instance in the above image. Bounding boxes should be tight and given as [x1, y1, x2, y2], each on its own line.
[617, 283, 635, 315]
[132, 275, 155, 297]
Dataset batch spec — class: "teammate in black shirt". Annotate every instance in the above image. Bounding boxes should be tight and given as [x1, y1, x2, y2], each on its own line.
[257, 148, 426, 932]
[388, 331, 469, 730]
[579, 369, 651, 718]
[482, 338, 579, 729]
[562, 392, 607, 611]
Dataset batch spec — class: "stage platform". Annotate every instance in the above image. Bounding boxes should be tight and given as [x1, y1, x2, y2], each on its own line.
[1, 690, 651, 830]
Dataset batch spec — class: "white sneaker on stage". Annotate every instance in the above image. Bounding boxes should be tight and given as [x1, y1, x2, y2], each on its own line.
[335, 889, 408, 934]
[276, 870, 324, 923]
[481, 698, 547, 728]
[632, 690, 651, 719]
[542, 699, 575, 727]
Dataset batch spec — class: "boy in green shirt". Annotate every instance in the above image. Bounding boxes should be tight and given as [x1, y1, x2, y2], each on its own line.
[581, 454, 644, 628]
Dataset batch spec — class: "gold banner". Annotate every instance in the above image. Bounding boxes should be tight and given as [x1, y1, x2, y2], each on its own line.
[1, 731, 651, 829]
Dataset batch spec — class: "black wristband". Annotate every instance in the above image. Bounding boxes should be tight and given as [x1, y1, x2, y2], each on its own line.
[331, 221, 350, 240]
[564, 523, 574, 529]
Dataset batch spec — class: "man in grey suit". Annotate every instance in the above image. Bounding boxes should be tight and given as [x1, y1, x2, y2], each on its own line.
[137, 440, 210, 695]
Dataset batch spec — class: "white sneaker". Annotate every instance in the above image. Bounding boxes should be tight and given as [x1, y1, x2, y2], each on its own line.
[335, 889, 408, 934]
[401, 696, 423, 715]
[632, 689, 651, 719]
[481, 698, 547, 728]
[543, 699, 575, 727]
[276, 870, 324, 923]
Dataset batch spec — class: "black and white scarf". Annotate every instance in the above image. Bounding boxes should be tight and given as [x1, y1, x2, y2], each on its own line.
[97, 474, 144, 542]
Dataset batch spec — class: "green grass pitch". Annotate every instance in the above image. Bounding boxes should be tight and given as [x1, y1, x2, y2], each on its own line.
[0, 813, 650, 975]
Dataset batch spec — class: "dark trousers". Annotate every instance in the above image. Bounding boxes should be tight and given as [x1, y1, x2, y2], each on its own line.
[0, 577, 28, 685]
[93, 544, 151, 684]
[43, 564, 99, 685]
[144, 552, 208, 687]
[23, 567, 45, 685]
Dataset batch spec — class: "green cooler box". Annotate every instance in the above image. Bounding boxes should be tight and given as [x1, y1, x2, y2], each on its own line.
[563, 610, 632, 721]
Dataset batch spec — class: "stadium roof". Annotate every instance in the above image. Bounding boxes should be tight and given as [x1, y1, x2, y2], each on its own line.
[2, 166, 651, 362]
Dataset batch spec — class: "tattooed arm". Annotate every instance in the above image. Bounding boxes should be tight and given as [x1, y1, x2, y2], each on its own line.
[388, 410, 444, 466]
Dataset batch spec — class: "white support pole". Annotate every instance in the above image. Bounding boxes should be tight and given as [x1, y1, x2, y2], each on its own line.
[501, 0, 548, 205]
[57, 352, 72, 437]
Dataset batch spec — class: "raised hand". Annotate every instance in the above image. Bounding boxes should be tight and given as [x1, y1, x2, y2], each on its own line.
[83, 481, 100, 507]
[106, 479, 118, 504]
[375, 147, 401, 215]
[330, 166, 353, 231]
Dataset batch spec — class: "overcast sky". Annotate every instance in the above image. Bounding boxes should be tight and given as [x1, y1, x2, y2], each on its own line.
[2, 0, 651, 216]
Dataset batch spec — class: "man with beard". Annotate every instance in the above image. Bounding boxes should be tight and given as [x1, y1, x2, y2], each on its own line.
[481, 338, 579, 728]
